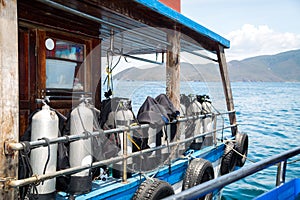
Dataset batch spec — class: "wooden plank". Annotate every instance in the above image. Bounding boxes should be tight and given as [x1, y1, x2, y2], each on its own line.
[18, 29, 31, 137]
[18, 0, 100, 38]
[0, 0, 19, 198]
[28, 30, 38, 112]
[217, 45, 237, 136]
[166, 29, 181, 110]
[37, 30, 46, 99]
[18, 30, 29, 100]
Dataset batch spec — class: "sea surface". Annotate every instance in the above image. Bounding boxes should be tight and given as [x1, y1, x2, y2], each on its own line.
[105, 81, 300, 199]
[222, 82, 300, 200]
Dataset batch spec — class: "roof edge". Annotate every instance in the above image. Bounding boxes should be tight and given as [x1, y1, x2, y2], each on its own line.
[134, 0, 230, 48]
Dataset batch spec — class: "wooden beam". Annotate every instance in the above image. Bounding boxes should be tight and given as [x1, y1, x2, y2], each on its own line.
[217, 45, 237, 136]
[37, 30, 46, 99]
[166, 29, 181, 110]
[0, 1, 19, 198]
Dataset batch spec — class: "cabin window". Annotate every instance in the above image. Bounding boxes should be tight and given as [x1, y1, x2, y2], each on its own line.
[45, 38, 85, 91]
[46, 59, 78, 89]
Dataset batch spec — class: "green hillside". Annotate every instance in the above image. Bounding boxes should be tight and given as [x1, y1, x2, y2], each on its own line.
[229, 49, 300, 82]
[115, 49, 300, 82]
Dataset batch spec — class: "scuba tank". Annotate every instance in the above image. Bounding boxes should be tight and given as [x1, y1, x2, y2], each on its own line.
[145, 125, 165, 171]
[113, 99, 135, 178]
[178, 94, 192, 154]
[186, 95, 203, 149]
[30, 101, 58, 199]
[197, 95, 214, 146]
[187, 97, 203, 135]
[178, 102, 187, 155]
[69, 98, 93, 194]
[198, 95, 213, 133]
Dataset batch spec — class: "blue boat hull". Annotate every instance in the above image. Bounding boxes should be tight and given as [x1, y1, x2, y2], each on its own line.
[57, 143, 226, 199]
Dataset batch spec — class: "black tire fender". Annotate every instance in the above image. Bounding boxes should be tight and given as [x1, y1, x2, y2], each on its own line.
[235, 132, 249, 167]
[220, 141, 237, 175]
[182, 158, 214, 200]
[132, 178, 174, 200]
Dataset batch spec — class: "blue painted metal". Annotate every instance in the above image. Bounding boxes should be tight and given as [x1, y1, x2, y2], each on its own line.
[254, 178, 300, 200]
[57, 143, 225, 200]
[134, 0, 230, 48]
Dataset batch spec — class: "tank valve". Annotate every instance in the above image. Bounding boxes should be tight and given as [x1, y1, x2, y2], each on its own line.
[35, 96, 50, 105]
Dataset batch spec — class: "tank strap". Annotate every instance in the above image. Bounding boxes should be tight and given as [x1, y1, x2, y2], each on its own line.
[19, 141, 39, 200]
[20, 141, 32, 176]
[77, 107, 93, 138]
[116, 120, 134, 126]
[37, 137, 51, 183]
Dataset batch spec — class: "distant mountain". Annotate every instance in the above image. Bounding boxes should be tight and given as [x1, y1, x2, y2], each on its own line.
[114, 49, 300, 82]
[228, 49, 300, 82]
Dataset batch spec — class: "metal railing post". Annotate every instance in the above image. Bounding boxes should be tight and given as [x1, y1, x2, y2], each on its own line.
[122, 130, 128, 183]
[276, 160, 287, 186]
[213, 114, 218, 146]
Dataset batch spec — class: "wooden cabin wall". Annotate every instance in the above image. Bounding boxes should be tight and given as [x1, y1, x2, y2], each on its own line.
[18, 27, 102, 138]
[19, 28, 37, 137]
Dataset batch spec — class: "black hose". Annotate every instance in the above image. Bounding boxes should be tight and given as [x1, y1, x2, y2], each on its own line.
[38, 137, 51, 184]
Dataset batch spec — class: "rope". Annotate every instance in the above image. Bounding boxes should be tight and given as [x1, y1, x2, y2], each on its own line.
[127, 133, 140, 151]
[94, 167, 109, 181]
[223, 139, 299, 165]
[222, 139, 256, 163]
[140, 173, 155, 182]
[182, 149, 196, 162]
[103, 48, 123, 98]
[115, 103, 142, 151]
[287, 157, 300, 164]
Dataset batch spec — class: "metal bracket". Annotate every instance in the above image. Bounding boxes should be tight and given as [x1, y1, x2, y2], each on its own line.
[4, 140, 16, 155]
[0, 177, 16, 191]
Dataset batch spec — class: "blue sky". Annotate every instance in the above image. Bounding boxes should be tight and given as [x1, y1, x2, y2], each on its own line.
[181, 0, 300, 61]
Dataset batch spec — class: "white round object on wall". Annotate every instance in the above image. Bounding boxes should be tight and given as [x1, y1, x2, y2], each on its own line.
[45, 38, 55, 50]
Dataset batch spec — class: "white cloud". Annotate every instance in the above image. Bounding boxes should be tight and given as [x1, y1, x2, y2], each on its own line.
[225, 24, 300, 61]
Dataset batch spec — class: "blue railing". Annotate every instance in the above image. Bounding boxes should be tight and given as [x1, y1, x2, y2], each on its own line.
[163, 146, 300, 200]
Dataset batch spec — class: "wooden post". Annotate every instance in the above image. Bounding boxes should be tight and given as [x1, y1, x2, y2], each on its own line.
[166, 29, 181, 110]
[122, 131, 128, 183]
[91, 39, 102, 109]
[0, 0, 19, 199]
[217, 45, 237, 136]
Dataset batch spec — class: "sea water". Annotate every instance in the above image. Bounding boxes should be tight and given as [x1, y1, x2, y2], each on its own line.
[222, 82, 300, 200]
[104, 81, 300, 199]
